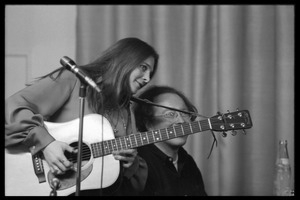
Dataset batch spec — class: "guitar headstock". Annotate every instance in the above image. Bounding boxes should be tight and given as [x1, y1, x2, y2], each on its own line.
[210, 110, 253, 133]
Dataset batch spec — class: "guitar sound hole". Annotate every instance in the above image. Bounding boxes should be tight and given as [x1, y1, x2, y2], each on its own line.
[47, 142, 93, 191]
[65, 142, 91, 167]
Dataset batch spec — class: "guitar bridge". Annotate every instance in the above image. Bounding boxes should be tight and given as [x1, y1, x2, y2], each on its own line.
[32, 153, 46, 183]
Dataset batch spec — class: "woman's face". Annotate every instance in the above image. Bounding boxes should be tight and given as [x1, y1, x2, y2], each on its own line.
[129, 56, 155, 94]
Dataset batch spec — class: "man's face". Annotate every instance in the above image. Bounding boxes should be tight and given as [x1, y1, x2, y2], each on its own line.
[148, 93, 191, 147]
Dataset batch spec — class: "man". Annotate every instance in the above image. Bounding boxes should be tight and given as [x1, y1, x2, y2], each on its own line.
[133, 85, 207, 196]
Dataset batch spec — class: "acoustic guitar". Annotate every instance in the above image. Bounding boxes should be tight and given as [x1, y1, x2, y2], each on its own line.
[5, 110, 252, 196]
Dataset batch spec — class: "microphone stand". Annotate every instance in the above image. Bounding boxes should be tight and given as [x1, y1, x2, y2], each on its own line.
[75, 82, 87, 196]
[49, 178, 60, 196]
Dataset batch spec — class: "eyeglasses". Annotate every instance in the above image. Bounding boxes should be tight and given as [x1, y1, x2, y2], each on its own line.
[153, 110, 193, 121]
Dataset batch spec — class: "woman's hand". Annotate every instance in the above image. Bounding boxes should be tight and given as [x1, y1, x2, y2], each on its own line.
[112, 148, 138, 168]
[42, 141, 77, 175]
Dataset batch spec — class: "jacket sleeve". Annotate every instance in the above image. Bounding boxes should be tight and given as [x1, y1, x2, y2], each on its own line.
[5, 70, 77, 155]
[122, 155, 148, 192]
[114, 155, 148, 196]
[120, 105, 148, 193]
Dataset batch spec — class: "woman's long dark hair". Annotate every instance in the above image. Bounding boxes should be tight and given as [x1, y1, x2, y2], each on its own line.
[35, 37, 159, 113]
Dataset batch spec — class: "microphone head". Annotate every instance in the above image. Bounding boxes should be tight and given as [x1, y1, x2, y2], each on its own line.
[60, 56, 76, 69]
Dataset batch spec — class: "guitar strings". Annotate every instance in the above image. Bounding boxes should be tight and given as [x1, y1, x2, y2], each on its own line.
[90, 120, 212, 157]
[67, 146, 91, 163]
[66, 113, 244, 164]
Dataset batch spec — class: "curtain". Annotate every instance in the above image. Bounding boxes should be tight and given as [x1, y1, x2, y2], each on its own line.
[76, 5, 294, 196]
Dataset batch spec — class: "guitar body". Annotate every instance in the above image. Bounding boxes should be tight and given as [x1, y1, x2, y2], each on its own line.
[5, 114, 120, 196]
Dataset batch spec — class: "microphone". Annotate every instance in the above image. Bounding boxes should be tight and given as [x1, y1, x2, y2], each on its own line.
[60, 56, 101, 93]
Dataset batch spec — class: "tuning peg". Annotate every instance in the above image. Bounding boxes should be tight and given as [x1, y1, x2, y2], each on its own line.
[231, 130, 237, 136]
[217, 111, 223, 121]
[242, 129, 247, 135]
[222, 131, 227, 137]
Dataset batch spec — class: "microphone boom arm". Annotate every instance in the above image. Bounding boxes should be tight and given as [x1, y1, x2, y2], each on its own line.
[131, 96, 208, 119]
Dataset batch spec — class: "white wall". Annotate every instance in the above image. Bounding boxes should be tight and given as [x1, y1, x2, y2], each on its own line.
[5, 5, 77, 99]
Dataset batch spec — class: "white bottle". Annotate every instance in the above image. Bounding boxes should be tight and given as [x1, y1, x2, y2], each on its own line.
[273, 140, 292, 196]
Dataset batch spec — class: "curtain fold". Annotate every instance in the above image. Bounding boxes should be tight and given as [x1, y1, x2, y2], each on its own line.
[76, 5, 294, 196]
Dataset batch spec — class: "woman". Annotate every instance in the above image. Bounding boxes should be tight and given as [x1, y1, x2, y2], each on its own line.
[133, 86, 207, 196]
[5, 37, 159, 196]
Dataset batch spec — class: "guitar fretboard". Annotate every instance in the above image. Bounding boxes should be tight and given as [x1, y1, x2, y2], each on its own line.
[91, 119, 211, 158]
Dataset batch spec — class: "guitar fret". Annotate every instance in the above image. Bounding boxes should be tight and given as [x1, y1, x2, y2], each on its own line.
[130, 134, 137, 148]
[116, 138, 121, 150]
[125, 136, 131, 148]
[158, 129, 163, 141]
[128, 136, 133, 148]
[166, 127, 175, 139]
[198, 120, 202, 132]
[108, 140, 113, 153]
[111, 139, 117, 151]
[174, 125, 183, 136]
[200, 120, 210, 130]
[95, 143, 100, 157]
[98, 143, 104, 157]
[132, 134, 138, 147]
[192, 121, 201, 133]
[91, 143, 96, 157]
[153, 130, 161, 142]
[134, 134, 138, 147]
[135, 133, 142, 146]
[122, 136, 127, 148]
[188, 123, 193, 134]
[99, 141, 103, 155]
[146, 131, 150, 144]
[148, 131, 155, 143]
[93, 142, 104, 157]
[103, 141, 109, 154]
[120, 137, 126, 149]
[160, 129, 168, 140]
[100, 141, 105, 155]
[141, 132, 148, 145]
[183, 123, 193, 135]
[180, 124, 185, 135]
[173, 126, 177, 137]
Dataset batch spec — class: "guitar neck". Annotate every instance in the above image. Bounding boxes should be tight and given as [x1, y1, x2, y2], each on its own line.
[91, 118, 212, 158]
